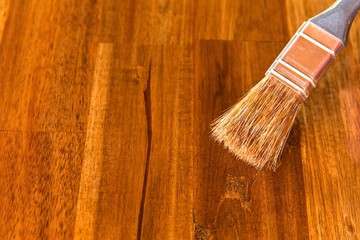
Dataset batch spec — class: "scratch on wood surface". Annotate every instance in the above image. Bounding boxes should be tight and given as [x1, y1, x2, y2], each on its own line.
[223, 174, 251, 210]
[193, 210, 216, 240]
[194, 224, 216, 240]
[137, 60, 152, 240]
[195, 173, 254, 237]
[74, 43, 113, 239]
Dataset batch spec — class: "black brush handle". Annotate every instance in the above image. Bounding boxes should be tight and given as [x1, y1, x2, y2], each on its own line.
[309, 0, 360, 45]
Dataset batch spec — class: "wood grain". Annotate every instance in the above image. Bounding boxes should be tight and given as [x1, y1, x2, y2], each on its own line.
[0, 0, 359, 239]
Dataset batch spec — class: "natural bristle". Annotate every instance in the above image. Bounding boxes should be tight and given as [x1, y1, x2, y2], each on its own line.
[211, 75, 303, 170]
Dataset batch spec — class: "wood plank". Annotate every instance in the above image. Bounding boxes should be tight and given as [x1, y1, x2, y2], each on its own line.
[139, 46, 195, 239]
[95, 0, 289, 45]
[285, 0, 360, 238]
[0, 0, 96, 132]
[194, 0, 289, 41]
[299, 46, 360, 239]
[193, 40, 308, 239]
[0, 131, 85, 239]
[74, 43, 114, 239]
[74, 44, 150, 239]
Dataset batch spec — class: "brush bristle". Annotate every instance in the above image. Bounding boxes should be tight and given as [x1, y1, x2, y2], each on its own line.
[211, 75, 303, 170]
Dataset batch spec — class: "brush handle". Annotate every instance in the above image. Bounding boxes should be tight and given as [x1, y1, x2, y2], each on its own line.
[309, 0, 360, 45]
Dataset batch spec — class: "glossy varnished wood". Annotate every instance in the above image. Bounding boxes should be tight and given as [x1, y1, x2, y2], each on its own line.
[0, 0, 359, 239]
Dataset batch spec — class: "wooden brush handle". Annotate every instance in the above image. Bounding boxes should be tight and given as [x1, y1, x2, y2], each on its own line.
[309, 0, 360, 45]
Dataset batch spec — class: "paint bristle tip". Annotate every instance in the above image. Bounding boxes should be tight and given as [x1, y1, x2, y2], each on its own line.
[211, 75, 303, 170]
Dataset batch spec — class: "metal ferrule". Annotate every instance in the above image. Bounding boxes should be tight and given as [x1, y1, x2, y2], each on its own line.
[266, 21, 344, 99]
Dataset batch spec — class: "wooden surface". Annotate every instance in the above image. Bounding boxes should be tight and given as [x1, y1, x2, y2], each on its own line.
[0, 0, 359, 239]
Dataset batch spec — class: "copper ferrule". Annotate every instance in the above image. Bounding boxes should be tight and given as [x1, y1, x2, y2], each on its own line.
[266, 22, 344, 99]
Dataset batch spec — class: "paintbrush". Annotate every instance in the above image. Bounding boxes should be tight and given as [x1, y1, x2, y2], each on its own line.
[211, 0, 360, 170]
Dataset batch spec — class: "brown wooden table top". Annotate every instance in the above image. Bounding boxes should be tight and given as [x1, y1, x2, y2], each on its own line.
[1, 0, 359, 239]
